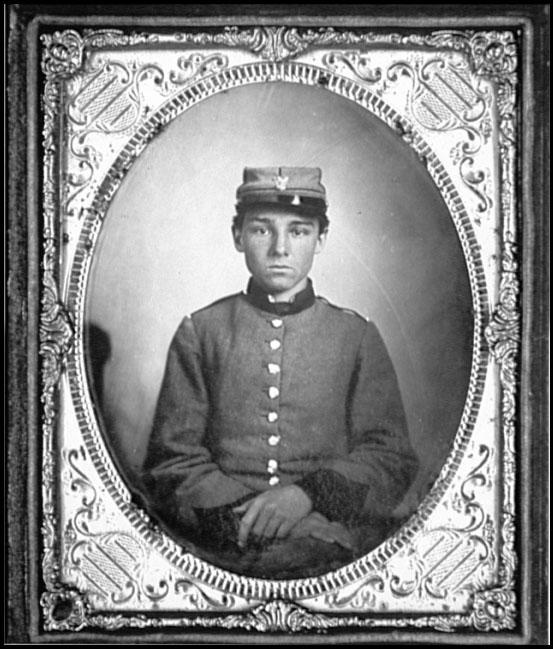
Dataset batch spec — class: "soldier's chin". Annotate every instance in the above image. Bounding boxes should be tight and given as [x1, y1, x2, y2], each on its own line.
[262, 278, 296, 294]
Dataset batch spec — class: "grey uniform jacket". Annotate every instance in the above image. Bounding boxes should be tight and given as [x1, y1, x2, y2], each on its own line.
[143, 280, 418, 546]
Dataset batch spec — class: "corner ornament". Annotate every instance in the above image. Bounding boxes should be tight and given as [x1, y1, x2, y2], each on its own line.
[41, 30, 84, 78]
[41, 587, 89, 632]
[469, 31, 517, 80]
[471, 589, 516, 632]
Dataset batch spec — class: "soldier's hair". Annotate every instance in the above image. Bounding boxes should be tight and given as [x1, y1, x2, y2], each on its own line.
[232, 206, 329, 233]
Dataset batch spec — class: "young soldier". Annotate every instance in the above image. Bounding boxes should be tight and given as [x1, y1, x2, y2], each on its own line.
[142, 167, 418, 578]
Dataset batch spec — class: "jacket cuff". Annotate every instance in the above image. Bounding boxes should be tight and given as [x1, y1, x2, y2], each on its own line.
[296, 469, 368, 525]
[194, 494, 253, 549]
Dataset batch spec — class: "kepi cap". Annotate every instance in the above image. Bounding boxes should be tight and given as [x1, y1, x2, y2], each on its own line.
[236, 166, 328, 217]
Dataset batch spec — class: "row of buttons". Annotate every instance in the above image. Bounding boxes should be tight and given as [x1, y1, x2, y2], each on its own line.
[265, 317, 283, 486]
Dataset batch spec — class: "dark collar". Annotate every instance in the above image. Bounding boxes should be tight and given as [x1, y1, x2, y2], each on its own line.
[245, 278, 316, 316]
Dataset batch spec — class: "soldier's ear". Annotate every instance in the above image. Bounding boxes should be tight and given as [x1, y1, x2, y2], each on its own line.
[315, 227, 328, 254]
[232, 226, 245, 252]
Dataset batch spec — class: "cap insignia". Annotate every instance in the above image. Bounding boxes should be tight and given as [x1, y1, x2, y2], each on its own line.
[273, 174, 289, 191]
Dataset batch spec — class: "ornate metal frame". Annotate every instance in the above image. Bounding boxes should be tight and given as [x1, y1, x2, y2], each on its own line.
[8, 8, 547, 643]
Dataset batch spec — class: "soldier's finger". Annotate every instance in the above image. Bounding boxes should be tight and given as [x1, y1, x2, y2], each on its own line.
[308, 525, 352, 548]
[274, 520, 290, 539]
[328, 524, 354, 549]
[251, 505, 274, 539]
[237, 500, 263, 547]
[260, 515, 282, 540]
[276, 517, 295, 538]
[308, 528, 337, 545]
[327, 530, 353, 550]
[334, 536, 353, 550]
[309, 512, 329, 524]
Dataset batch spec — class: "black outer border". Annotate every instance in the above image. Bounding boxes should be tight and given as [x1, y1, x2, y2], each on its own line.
[5, 3, 549, 645]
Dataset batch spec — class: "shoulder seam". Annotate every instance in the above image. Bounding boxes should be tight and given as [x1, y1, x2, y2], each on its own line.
[316, 296, 370, 322]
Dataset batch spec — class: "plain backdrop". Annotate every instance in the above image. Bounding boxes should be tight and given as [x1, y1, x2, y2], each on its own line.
[85, 81, 473, 515]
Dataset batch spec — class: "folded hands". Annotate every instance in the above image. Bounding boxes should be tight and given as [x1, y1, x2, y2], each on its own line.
[233, 485, 353, 550]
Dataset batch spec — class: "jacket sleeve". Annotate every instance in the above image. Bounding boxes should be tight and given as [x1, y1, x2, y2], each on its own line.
[298, 321, 418, 523]
[142, 316, 256, 531]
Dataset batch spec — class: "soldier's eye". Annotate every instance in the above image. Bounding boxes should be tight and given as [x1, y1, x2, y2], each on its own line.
[291, 228, 309, 236]
[250, 226, 269, 235]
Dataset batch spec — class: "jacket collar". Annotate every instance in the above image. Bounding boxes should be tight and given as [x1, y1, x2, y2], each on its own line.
[245, 278, 316, 316]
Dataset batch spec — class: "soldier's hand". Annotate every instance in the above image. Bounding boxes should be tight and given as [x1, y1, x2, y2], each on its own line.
[290, 512, 354, 550]
[233, 485, 312, 547]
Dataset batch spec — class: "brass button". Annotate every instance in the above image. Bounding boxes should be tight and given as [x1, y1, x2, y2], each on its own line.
[271, 318, 283, 328]
[268, 434, 281, 446]
[269, 339, 282, 351]
[268, 386, 279, 399]
[267, 411, 278, 423]
[267, 363, 280, 375]
[269, 476, 280, 486]
[267, 459, 278, 474]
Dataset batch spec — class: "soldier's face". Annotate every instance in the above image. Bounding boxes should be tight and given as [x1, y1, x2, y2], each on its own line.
[233, 206, 327, 300]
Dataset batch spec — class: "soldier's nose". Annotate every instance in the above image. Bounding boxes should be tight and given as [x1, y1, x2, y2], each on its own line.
[271, 233, 290, 256]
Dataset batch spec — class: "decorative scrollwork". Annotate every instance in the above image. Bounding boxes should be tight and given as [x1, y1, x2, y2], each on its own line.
[323, 51, 382, 83]
[42, 30, 158, 78]
[485, 238, 519, 515]
[498, 514, 516, 587]
[176, 26, 324, 62]
[175, 579, 237, 610]
[63, 59, 175, 214]
[387, 56, 493, 213]
[388, 58, 487, 135]
[66, 447, 99, 530]
[42, 600, 344, 632]
[170, 26, 515, 67]
[38, 587, 514, 633]
[485, 239, 520, 368]
[220, 600, 338, 632]
[358, 441, 493, 607]
[479, 28, 519, 639]
[456, 444, 492, 532]
[42, 29, 168, 214]
[62, 446, 176, 607]
[170, 53, 230, 85]
[44, 596, 516, 633]
[388, 530, 490, 601]
[324, 575, 386, 609]
[41, 29, 76, 599]
[42, 27, 519, 73]
[65, 531, 173, 606]
[40, 274, 74, 391]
